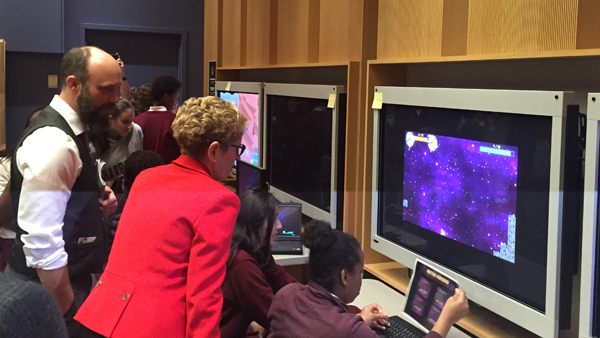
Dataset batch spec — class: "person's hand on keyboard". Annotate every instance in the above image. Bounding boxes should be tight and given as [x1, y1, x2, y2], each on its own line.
[359, 303, 390, 330]
[431, 289, 469, 337]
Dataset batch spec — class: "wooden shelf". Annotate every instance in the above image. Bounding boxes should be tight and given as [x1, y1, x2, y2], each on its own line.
[217, 61, 355, 70]
[369, 47, 600, 65]
[365, 263, 539, 338]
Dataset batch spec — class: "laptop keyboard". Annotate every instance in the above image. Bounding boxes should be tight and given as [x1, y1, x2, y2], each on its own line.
[271, 241, 302, 253]
[374, 316, 427, 338]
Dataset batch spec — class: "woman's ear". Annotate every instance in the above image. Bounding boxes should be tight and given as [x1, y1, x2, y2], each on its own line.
[340, 269, 349, 287]
[206, 141, 220, 163]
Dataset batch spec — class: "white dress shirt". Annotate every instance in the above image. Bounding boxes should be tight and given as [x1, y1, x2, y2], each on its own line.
[15, 95, 84, 270]
[148, 106, 167, 111]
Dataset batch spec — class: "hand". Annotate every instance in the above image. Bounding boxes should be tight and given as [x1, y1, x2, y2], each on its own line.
[115, 52, 125, 75]
[99, 185, 117, 216]
[432, 289, 469, 337]
[359, 303, 389, 330]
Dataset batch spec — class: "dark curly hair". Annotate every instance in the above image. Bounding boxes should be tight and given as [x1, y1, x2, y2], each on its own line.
[302, 220, 361, 292]
[110, 150, 164, 193]
[151, 75, 181, 103]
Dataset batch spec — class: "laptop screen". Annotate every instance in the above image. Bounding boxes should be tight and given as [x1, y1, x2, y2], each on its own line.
[276, 203, 302, 238]
[404, 261, 459, 331]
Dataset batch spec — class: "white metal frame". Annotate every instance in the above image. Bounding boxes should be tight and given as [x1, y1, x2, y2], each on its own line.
[580, 93, 600, 338]
[215, 81, 265, 169]
[264, 83, 346, 228]
[370, 86, 579, 338]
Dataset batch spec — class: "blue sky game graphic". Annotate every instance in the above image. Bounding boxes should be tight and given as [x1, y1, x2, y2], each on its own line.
[403, 132, 517, 263]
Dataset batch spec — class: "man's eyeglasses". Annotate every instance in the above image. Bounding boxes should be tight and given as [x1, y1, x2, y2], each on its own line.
[229, 144, 246, 156]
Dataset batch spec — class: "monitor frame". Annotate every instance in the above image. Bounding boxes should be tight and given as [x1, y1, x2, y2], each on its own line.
[215, 81, 265, 169]
[370, 86, 579, 338]
[580, 93, 599, 338]
[264, 82, 346, 228]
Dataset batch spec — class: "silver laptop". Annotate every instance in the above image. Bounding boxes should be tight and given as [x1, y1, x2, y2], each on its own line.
[375, 259, 460, 338]
[271, 203, 303, 255]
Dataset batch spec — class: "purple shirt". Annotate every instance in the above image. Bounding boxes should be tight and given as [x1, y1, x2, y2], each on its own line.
[267, 281, 443, 338]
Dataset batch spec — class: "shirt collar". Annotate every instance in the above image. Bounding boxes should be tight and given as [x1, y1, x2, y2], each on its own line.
[172, 154, 212, 178]
[49, 95, 86, 135]
[148, 106, 168, 111]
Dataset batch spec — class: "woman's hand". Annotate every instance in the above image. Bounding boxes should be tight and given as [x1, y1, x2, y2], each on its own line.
[359, 303, 389, 330]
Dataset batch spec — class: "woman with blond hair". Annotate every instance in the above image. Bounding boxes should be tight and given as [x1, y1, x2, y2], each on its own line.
[75, 96, 249, 338]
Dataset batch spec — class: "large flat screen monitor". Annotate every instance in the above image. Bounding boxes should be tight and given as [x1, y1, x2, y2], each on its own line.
[265, 83, 346, 228]
[216, 81, 264, 168]
[371, 86, 583, 338]
[580, 93, 600, 338]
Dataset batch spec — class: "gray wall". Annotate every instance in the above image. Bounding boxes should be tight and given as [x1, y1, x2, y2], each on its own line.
[4, 0, 204, 145]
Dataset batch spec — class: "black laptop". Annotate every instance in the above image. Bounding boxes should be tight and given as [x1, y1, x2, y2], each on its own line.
[271, 203, 303, 255]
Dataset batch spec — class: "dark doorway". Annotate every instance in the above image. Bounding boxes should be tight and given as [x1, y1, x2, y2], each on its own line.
[84, 28, 185, 103]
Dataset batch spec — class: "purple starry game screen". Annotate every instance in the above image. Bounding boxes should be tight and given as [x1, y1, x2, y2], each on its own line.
[402, 131, 518, 263]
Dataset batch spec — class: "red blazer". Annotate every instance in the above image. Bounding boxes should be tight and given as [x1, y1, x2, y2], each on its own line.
[75, 155, 239, 338]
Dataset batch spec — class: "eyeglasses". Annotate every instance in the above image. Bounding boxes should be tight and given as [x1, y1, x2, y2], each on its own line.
[229, 144, 246, 156]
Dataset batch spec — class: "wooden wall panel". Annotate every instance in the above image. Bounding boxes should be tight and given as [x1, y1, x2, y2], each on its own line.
[319, 0, 362, 62]
[246, 0, 277, 66]
[377, 0, 444, 59]
[277, 0, 320, 64]
[577, 0, 600, 49]
[221, 0, 243, 67]
[204, 0, 220, 96]
[0, 40, 5, 149]
[441, 0, 469, 56]
[467, 0, 578, 55]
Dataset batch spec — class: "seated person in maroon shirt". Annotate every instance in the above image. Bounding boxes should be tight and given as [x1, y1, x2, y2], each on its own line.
[267, 220, 470, 338]
[133, 75, 181, 163]
[220, 188, 299, 338]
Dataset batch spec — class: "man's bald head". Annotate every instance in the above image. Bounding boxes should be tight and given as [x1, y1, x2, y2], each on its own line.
[59, 46, 118, 89]
[60, 47, 92, 89]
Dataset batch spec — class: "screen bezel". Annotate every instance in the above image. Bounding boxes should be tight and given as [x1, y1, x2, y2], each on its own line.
[264, 83, 345, 228]
[370, 86, 576, 338]
[580, 93, 600, 338]
[215, 81, 265, 169]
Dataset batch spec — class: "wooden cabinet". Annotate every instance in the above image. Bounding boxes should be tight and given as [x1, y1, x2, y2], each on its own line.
[205, 1, 600, 337]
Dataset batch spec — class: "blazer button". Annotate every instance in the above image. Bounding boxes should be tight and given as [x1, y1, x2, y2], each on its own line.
[123, 293, 129, 301]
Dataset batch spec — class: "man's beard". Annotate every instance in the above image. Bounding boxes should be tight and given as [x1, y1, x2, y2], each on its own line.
[77, 85, 115, 127]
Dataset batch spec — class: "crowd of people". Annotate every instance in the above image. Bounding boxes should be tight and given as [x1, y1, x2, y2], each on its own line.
[0, 46, 469, 338]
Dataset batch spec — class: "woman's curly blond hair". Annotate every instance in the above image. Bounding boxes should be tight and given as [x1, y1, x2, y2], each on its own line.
[172, 96, 249, 157]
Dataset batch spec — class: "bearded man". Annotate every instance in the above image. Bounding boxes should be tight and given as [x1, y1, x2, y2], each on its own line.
[5, 46, 119, 337]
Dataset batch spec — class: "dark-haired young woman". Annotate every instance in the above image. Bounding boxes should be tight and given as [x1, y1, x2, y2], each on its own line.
[267, 220, 470, 338]
[89, 98, 143, 189]
[220, 188, 299, 338]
